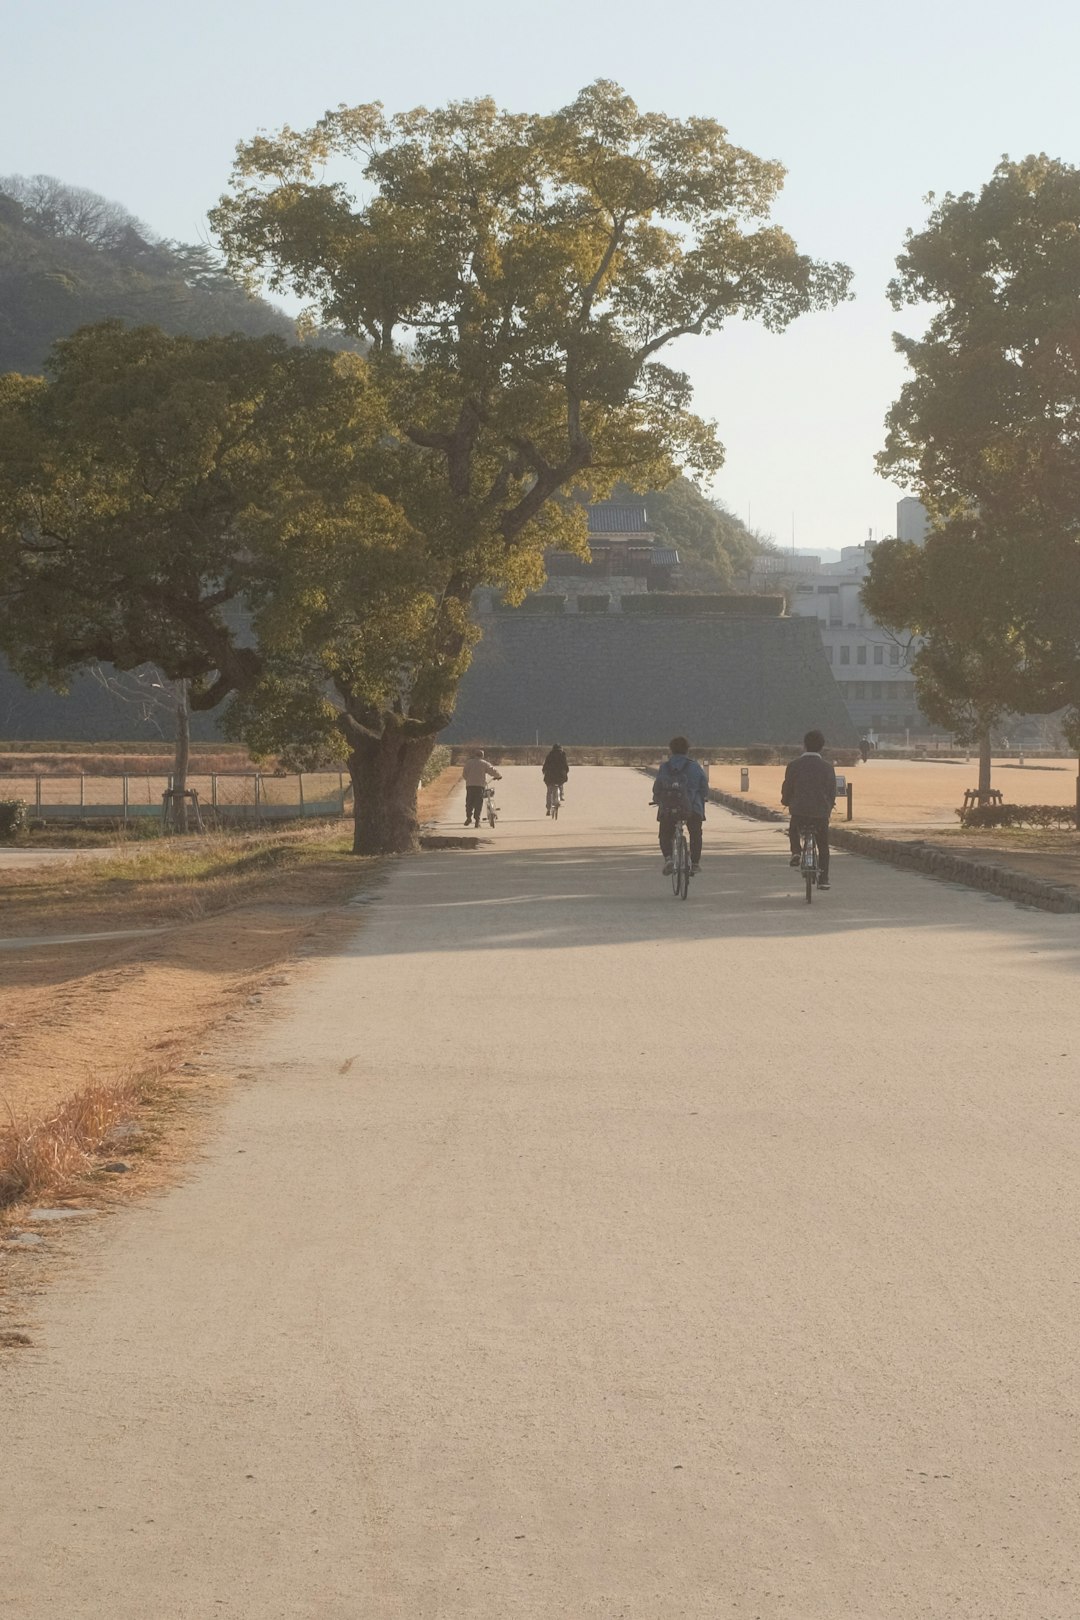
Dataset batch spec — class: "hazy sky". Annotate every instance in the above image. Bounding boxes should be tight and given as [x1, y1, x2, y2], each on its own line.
[5, 0, 1079, 551]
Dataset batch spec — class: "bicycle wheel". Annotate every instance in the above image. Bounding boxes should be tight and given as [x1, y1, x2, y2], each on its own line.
[675, 824, 691, 899]
[671, 824, 683, 896]
[550, 792, 559, 821]
[486, 796, 497, 828]
[804, 833, 816, 904]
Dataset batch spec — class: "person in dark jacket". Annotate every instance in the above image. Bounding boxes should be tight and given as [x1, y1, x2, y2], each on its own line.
[652, 736, 709, 874]
[542, 744, 569, 814]
[781, 730, 838, 889]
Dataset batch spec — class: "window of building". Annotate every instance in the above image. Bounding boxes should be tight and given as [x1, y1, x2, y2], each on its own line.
[856, 644, 867, 665]
[873, 644, 884, 665]
[855, 683, 866, 700]
[871, 683, 882, 700]
[839, 645, 850, 665]
[889, 645, 900, 665]
[823, 645, 833, 663]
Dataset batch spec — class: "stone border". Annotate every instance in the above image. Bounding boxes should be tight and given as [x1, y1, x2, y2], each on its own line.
[706, 785, 1080, 915]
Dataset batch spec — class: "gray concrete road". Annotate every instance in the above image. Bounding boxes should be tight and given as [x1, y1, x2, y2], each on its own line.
[4, 767, 1080, 1619]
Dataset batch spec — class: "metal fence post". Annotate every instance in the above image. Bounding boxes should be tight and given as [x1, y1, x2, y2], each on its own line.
[298, 773, 306, 818]
[36, 775, 42, 816]
[847, 782, 854, 821]
[79, 773, 85, 808]
[123, 775, 129, 822]
[211, 773, 218, 810]
[254, 773, 262, 822]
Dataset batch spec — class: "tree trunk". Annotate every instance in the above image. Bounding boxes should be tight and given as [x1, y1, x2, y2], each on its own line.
[978, 731, 992, 798]
[348, 731, 437, 854]
[174, 680, 191, 833]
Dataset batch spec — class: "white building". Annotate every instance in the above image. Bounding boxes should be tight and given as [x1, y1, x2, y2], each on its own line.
[750, 501, 932, 739]
[896, 496, 930, 545]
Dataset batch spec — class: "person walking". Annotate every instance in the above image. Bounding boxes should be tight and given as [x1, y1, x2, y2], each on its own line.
[782, 730, 838, 890]
[652, 736, 709, 875]
[461, 749, 501, 829]
[542, 743, 569, 815]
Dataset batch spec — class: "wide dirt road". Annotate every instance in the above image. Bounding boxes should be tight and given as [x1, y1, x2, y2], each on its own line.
[5, 767, 1080, 1619]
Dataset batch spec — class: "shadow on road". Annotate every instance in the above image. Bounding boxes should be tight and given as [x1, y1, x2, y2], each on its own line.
[343, 836, 1080, 969]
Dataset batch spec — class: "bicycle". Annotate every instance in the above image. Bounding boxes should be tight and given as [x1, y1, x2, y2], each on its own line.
[545, 781, 563, 819]
[670, 810, 693, 899]
[799, 823, 819, 904]
[483, 784, 498, 828]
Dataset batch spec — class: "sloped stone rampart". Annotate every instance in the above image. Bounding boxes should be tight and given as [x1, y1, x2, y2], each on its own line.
[705, 784, 1080, 914]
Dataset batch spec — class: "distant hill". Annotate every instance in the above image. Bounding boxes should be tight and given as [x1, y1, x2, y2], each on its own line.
[607, 477, 777, 591]
[0, 174, 359, 373]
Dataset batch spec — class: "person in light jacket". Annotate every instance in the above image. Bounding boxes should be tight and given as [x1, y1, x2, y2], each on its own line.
[781, 730, 838, 889]
[461, 749, 501, 828]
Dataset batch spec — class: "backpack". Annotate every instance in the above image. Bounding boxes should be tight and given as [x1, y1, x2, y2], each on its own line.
[657, 761, 694, 817]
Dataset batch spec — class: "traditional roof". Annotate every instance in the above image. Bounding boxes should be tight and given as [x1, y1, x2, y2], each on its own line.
[446, 613, 857, 747]
[587, 503, 650, 535]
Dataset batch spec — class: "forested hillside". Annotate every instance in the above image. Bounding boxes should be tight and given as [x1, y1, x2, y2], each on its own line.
[0, 174, 352, 372]
[609, 477, 776, 590]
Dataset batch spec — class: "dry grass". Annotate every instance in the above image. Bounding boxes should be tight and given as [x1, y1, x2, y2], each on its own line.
[0, 1078, 147, 1209]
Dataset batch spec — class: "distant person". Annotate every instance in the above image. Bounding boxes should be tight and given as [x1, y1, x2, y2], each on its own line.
[859, 737, 871, 763]
[542, 743, 569, 814]
[461, 748, 501, 829]
[782, 730, 838, 890]
[652, 736, 709, 875]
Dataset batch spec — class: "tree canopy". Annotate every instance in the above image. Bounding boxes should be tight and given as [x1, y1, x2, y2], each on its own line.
[606, 477, 766, 590]
[209, 81, 851, 845]
[869, 154, 1080, 749]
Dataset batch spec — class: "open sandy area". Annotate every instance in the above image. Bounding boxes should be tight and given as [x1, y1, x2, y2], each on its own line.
[709, 754, 1080, 827]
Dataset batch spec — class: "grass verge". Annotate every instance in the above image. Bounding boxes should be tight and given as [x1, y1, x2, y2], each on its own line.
[0, 1079, 147, 1210]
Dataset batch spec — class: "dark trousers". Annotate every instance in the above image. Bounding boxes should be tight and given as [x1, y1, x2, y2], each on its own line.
[465, 785, 484, 824]
[789, 816, 830, 878]
[659, 811, 703, 864]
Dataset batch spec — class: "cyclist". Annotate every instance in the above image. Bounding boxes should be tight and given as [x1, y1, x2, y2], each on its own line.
[461, 748, 501, 829]
[652, 736, 708, 875]
[542, 743, 569, 814]
[781, 729, 837, 891]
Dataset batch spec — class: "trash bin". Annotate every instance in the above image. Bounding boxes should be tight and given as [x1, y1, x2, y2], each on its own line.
[740, 767, 750, 792]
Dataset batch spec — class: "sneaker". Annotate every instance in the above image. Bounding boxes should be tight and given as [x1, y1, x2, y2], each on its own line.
[789, 855, 800, 867]
[465, 820, 473, 828]
[663, 860, 674, 875]
[818, 879, 830, 891]
[691, 863, 701, 875]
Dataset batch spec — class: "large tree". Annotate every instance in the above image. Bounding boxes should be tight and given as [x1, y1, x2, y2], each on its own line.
[869, 154, 1080, 784]
[211, 81, 851, 846]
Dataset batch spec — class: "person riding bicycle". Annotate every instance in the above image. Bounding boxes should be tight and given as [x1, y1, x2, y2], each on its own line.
[782, 729, 837, 890]
[461, 748, 501, 829]
[542, 743, 569, 814]
[652, 736, 708, 875]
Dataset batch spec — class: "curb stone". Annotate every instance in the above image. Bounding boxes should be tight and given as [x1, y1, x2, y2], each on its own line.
[705, 786, 1080, 915]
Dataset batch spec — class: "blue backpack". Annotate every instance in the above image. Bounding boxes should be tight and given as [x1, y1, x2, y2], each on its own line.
[657, 761, 694, 817]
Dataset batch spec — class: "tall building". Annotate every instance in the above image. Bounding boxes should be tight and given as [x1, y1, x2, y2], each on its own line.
[896, 496, 930, 545]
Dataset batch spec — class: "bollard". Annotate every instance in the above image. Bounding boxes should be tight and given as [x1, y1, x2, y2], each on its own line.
[847, 782, 854, 821]
[740, 767, 750, 793]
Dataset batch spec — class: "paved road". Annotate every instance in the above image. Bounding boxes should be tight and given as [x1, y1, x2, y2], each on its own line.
[5, 767, 1080, 1619]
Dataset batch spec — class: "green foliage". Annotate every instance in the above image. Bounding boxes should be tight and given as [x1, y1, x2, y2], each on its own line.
[873, 154, 1080, 740]
[0, 799, 27, 840]
[420, 745, 451, 786]
[957, 802, 1077, 830]
[609, 477, 764, 590]
[0, 323, 427, 745]
[621, 593, 783, 616]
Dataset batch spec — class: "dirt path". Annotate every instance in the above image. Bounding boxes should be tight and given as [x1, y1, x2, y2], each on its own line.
[4, 768, 1080, 1618]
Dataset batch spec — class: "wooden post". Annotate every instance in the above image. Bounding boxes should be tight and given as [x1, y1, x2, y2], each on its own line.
[254, 773, 262, 822]
[79, 773, 85, 808]
[298, 773, 306, 818]
[846, 782, 854, 821]
[123, 775, 129, 822]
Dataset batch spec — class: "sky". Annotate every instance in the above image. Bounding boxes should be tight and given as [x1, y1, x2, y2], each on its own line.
[5, 0, 1079, 553]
